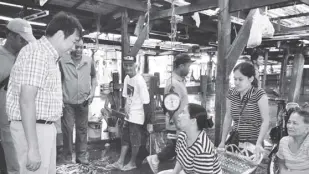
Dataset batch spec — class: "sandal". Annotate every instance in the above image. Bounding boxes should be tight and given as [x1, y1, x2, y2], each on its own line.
[121, 164, 137, 171]
[105, 162, 123, 170]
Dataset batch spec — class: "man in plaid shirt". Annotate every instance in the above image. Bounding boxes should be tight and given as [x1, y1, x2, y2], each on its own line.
[6, 12, 82, 174]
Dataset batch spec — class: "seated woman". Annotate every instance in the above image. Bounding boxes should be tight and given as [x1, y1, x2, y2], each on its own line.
[168, 103, 222, 174]
[277, 110, 309, 174]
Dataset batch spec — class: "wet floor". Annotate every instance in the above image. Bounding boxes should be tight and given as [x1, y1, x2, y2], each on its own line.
[56, 139, 175, 174]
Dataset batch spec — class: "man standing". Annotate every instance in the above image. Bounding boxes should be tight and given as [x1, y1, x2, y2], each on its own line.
[6, 12, 82, 174]
[59, 39, 97, 164]
[147, 54, 194, 174]
[106, 56, 150, 171]
[0, 18, 35, 174]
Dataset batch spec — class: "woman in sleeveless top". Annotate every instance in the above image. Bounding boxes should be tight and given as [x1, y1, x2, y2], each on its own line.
[218, 62, 270, 159]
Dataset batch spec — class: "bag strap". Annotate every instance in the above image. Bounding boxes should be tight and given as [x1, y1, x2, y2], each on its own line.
[236, 88, 255, 131]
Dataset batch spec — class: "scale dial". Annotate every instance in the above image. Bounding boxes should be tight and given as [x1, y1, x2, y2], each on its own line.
[163, 93, 181, 111]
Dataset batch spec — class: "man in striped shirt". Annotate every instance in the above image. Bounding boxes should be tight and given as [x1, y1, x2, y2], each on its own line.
[6, 12, 82, 174]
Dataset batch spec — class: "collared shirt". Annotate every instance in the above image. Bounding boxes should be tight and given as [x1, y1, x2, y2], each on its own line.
[0, 46, 16, 125]
[164, 72, 189, 131]
[60, 53, 96, 104]
[6, 36, 62, 121]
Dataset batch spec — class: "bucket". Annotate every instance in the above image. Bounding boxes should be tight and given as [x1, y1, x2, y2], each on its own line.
[88, 121, 102, 141]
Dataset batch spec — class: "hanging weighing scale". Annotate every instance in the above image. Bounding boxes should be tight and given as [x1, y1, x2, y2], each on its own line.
[163, 0, 182, 119]
[163, 86, 181, 115]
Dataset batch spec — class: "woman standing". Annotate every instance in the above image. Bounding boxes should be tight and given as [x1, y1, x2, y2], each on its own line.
[218, 62, 270, 159]
[169, 103, 222, 174]
[277, 110, 309, 174]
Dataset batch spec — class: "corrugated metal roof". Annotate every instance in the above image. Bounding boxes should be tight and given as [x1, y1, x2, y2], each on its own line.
[268, 4, 309, 28]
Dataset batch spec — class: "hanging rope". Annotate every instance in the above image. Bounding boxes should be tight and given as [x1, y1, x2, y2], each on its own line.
[170, 0, 177, 86]
[146, 0, 151, 40]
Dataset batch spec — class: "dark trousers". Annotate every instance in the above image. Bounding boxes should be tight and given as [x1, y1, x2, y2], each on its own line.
[61, 103, 88, 159]
[157, 139, 177, 162]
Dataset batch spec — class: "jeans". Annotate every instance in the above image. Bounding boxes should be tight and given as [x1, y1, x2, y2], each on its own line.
[61, 103, 88, 160]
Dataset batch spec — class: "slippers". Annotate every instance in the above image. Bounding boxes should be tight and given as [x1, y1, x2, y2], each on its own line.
[105, 162, 123, 170]
[121, 164, 137, 171]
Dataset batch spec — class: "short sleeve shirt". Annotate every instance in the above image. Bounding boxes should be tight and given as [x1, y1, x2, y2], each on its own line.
[175, 130, 222, 174]
[227, 87, 266, 143]
[0, 46, 16, 125]
[122, 74, 150, 125]
[60, 53, 96, 104]
[277, 135, 309, 171]
[6, 36, 62, 121]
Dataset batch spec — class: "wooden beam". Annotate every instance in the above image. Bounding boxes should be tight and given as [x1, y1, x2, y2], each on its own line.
[226, 9, 256, 76]
[181, 16, 217, 33]
[279, 49, 289, 96]
[278, 25, 309, 35]
[271, 12, 309, 21]
[288, 53, 304, 102]
[72, 0, 88, 9]
[215, 0, 231, 146]
[230, 0, 293, 12]
[129, 23, 153, 57]
[300, 0, 309, 5]
[1, 0, 95, 17]
[97, 0, 146, 12]
[150, 0, 217, 20]
[262, 50, 269, 88]
[121, 9, 130, 82]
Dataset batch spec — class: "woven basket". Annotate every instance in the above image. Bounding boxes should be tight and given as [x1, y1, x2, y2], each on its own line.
[217, 142, 263, 174]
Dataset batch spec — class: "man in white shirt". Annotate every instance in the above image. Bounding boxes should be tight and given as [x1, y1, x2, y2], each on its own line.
[106, 55, 150, 171]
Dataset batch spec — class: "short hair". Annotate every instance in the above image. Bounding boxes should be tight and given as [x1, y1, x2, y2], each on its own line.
[46, 11, 83, 39]
[173, 54, 192, 68]
[187, 103, 210, 130]
[293, 110, 309, 124]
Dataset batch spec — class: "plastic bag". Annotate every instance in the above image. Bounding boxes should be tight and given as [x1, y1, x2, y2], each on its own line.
[247, 9, 275, 48]
[146, 132, 169, 154]
[260, 15, 275, 38]
[247, 9, 263, 48]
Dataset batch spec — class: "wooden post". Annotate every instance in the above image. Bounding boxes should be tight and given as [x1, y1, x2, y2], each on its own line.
[121, 9, 130, 83]
[279, 49, 289, 96]
[201, 75, 208, 109]
[207, 54, 213, 76]
[207, 55, 214, 93]
[144, 55, 149, 73]
[149, 76, 158, 122]
[288, 53, 305, 102]
[215, 0, 231, 146]
[262, 50, 269, 88]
